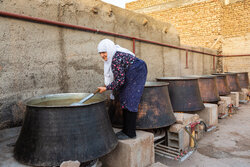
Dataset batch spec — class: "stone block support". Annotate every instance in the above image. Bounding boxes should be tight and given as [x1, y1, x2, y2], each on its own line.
[230, 92, 240, 107]
[174, 113, 199, 125]
[100, 130, 154, 167]
[240, 88, 249, 102]
[168, 124, 190, 151]
[149, 162, 169, 167]
[194, 103, 218, 127]
[220, 96, 232, 106]
[217, 100, 228, 118]
[167, 113, 200, 150]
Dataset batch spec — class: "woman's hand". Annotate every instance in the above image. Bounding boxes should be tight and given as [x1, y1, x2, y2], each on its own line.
[98, 87, 107, 93]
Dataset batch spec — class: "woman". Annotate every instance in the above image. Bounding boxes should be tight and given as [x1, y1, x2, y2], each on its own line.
[97, 39, 147, 140]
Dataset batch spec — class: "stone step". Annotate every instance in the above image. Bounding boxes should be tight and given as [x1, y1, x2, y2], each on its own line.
[100, 129, 154, 167]
[148, 162, 169, 167]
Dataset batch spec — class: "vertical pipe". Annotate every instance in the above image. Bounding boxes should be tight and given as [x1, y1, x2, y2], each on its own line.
[133, 38, 135, 54]
[213, 56, 215, 70]
[190, 130, 195, 148]
[185, 50, 188, 69]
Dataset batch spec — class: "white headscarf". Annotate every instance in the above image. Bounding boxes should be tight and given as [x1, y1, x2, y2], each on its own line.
[97, 39, 135, 86]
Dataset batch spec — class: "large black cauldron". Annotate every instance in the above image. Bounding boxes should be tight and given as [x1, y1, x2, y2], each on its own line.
[156, 77, 205, 112]
[225, 72, 241, 92]
[109, 82, 176, 129]
[236, 72, 249, 89]
[185, 75, 220, 103]
[212, 73, 231, 96]
[14, 93, 117, 166]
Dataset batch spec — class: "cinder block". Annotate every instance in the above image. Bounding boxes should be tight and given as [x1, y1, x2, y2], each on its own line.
[220, 96, 232, 106]
[60, 161, 80, 167]
[168, 124, 190, 151]
[100, 130, 154, 167]
[240, 88, 249, 101]
[149, 162, 169, 167]
[230, 92, 239, 107]
[217, 100, 228, 117]
[174, 113, 199, 125]
[169, 123, 184, 132]
[194, 103, 218, 127]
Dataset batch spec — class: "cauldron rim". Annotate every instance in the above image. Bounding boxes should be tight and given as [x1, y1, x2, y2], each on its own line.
[230, 72, 248, 74]
[212, 73, 227, 77]
[213, 73, 236, 76]
[224, 72, 238, 76]
[24, 93, 106, 108]
[156, 77, 197, 81]
[145, 81, 169, 87]
[184, 75, 216, 79]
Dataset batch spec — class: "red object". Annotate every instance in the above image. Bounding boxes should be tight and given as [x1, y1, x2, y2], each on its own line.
[213, 56, 215, 70]
[186, 50, 188, 69]
[189, 121, 200, 129]
[218, 54, 250, 57]
[133, 38, 135, 54]
[0, 11, 249, 58]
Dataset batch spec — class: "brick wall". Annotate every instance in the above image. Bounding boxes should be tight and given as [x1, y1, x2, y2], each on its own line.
[222, 0, 250, 38]
[126, 0, 175, 10]
[222, 1, 250, 76]
[127, 0, 250, 78]
[127, 0, 249, 51]
[148, 0, 223, 49]
[127, 0, 224, 49]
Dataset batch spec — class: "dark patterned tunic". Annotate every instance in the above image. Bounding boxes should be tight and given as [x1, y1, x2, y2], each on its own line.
[106, 51, 147, 112]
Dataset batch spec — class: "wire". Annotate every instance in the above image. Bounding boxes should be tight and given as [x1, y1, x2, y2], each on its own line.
[184, 126, 198, 151]
[199, 121, 208, 132]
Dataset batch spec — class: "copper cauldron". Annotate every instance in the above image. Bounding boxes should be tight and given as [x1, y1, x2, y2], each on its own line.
[224, 72, 241, 92]
[212, 73, 231, 96]
[185, 75, 220, 103]
[156, 77, 205, 112]
[236, 72, 249, 89]
[109, 82, 176, 129]
[14, 93, 117, 166]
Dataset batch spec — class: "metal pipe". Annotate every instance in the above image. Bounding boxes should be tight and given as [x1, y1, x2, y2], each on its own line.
[218, 54, 250, 57]
[213, 56, 215, 70]
[157, 145, 180, 155]
[157, 144, 180, 151]
[155, 149, 178, 158]
[0, 11, 216, 56]
[133, 38, 135, 54]
[0, 11, 249, 58]
[185, 50, 188, 69]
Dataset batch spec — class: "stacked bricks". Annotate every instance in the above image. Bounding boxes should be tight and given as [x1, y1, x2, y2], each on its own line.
[127, 0, 250, 77]
[126, 0, 176, 10]
[167, 113, 200, 151]
[127, 0, 224, 49]
[127, 0, 250, 51]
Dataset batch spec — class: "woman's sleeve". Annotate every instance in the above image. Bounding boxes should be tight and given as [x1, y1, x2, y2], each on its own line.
[106, 56, 126, 90]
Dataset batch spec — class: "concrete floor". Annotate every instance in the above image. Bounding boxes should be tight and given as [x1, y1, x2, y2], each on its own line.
[157, 102, 250, 167]
[0, 126, 26, 167]
[0, 103, 250, 167]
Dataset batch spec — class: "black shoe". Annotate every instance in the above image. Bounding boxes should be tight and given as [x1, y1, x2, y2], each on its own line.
[115, 131, 136, 140]
[115, 131, 124, 137]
